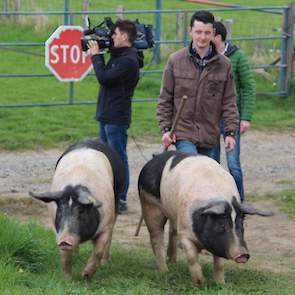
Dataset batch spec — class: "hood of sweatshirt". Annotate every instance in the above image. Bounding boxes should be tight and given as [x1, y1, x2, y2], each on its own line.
[224, 41, 239, 57]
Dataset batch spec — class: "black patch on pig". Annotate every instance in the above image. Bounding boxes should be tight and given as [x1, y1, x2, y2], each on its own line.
[192, 201, 234, 259]
[138, 151, 193, 199]
[170, 152, 194, 170]
[56, 139, 124, 212]
[55, 185, 100, 243]
[231, 197, 248, 249]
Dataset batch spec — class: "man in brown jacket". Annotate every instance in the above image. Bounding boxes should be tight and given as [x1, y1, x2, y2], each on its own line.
[157, 10, 239, 156]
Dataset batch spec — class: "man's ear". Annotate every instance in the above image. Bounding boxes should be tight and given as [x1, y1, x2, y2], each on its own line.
[122, 32, 128, 42]
[188, 26, 192, 37]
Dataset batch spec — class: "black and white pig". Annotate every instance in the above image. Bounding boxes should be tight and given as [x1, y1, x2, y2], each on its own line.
[29, 139, 124, 278]
[138, 151, 273, 284]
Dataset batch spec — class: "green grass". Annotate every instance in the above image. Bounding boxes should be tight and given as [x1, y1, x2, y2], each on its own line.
[0, 213, 294, 295]
[247, 185, 295, 219]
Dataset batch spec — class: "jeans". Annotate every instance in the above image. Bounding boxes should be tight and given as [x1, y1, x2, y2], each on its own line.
[175, 140, 214, 157]
[211, 124, 244, 202]
[99, 123, 129, 204]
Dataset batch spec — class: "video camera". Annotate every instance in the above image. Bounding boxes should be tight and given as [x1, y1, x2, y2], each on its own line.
[81, 17, 154, 52]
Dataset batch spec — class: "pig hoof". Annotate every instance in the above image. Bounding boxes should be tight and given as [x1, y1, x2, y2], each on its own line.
[64, 272, 72, 279]
[192, 277, 204, 285]
[157, 266, 169, 273]
[214, 277, 225, 284]
[100, 258, 111, 266]
[168, 256, 177, 263]
[82, 269, 95, 279]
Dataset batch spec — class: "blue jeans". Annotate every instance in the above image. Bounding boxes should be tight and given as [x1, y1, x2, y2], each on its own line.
[99, 123, 129, 204]
[211, 125, 244, 202]
[175, 140, 214, 157]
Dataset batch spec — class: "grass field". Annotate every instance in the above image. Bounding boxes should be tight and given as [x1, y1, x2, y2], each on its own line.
[0, 212, 294, 295]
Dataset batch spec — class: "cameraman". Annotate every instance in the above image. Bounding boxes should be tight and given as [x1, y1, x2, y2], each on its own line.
[88, 19, 143, 214]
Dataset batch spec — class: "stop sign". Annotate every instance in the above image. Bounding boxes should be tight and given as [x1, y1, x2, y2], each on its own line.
[45, 26, 92, 81]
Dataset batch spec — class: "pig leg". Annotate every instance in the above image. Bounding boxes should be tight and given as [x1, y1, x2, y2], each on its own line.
[60, 249, 73, 277]
[167, 220, 177, 262]
[213, 255, 225, 284]
[180, 238, 204, 284]
[141, 198, 168, 272]
[82, 230, 111, 278]
[100, 231, 113, 265]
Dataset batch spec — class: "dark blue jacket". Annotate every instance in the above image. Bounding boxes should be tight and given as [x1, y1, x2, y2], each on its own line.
[91, 47, 143, 126]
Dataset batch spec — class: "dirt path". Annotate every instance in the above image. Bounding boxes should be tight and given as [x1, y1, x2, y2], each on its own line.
[0, 130, 295, 275]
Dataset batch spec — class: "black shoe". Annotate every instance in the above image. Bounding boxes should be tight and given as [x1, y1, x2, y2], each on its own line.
[118, 202, 128, 214]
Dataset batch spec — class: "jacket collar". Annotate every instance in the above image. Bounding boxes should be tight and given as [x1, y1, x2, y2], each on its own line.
[188, 41, 218, 66]
[223, 41, 239, 57]
[110, 46, 131, 57]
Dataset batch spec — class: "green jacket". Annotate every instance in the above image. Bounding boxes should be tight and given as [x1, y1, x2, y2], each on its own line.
[224, 42, 256, 121]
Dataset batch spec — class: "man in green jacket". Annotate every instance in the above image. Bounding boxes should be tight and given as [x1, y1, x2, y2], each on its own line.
[212, 21, 256, 202]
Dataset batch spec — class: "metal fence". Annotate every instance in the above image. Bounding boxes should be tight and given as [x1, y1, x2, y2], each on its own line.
[0, 3, 294, 108]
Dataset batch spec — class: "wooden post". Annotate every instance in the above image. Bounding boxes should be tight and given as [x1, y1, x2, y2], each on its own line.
[15, 0, 21, 11]
[224, 19, 233, 40]
[116, 5, 124, 20]
[14, 0, 21, 22]
[82, 0, 90, 27]
[82, 0, 90, 11]
[176, 13, 183, 41]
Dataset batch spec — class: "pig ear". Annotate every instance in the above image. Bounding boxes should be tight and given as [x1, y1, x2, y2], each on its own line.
[202, 202, 226, 215]
[77, 191, 93, 205]
[76, 188, 102, 208]
[239, 203, 274, 217]
[29, 191, 63, 203]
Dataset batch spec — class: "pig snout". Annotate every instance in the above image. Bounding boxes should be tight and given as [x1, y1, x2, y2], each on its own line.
[58, 235, 76, 251]
[234, 253, 250, 263]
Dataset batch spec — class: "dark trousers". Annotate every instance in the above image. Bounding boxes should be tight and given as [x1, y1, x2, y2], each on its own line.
[99, 123, 129, 204]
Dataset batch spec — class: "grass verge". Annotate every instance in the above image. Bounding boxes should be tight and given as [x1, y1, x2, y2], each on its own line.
[0, 213, 294, 295]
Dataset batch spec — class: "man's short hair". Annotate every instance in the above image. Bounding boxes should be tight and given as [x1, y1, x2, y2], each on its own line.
[214, 21, 227, 42]
[190, 10, 215, 27]
[114, 19, 137, 44]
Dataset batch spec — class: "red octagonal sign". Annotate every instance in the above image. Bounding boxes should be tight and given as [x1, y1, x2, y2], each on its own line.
[45, 26, 92, 81]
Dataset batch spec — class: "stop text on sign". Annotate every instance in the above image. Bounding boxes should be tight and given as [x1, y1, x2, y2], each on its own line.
[49, 44, 88, 64]
[45, 26, 92, 81]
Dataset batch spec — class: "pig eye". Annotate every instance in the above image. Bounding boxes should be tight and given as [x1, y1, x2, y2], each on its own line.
[216, 221, 226, 233]
[212, 217, 226, 233]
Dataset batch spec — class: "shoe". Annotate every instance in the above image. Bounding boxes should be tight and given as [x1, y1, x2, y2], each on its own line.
[118, 202, 128, 214]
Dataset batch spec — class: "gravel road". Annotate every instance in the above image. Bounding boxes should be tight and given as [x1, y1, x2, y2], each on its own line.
[0, 130, 294, 196]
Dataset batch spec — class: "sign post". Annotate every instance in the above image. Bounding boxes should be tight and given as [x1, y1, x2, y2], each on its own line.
[45, 26, 92, 81]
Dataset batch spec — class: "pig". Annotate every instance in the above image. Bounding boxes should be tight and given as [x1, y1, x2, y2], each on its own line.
[138, 151, 273, 284]
[29, 139, 124, 278]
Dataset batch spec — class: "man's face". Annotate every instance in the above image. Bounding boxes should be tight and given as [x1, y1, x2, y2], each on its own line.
[189, 20, 214, 50]
[112, 27, 128, 47]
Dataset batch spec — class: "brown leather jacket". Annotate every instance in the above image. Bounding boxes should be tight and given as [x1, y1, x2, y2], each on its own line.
[157, 45, 239, 148]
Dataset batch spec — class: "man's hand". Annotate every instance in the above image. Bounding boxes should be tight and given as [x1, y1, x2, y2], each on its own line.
[224, 136, 236, 153]
[240, 120, 251, 134]
[162, 132, 176, 148]
[87, 40, 100, 56]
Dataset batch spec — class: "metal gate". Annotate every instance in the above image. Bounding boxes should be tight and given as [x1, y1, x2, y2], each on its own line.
[0, 3, 294, 108]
